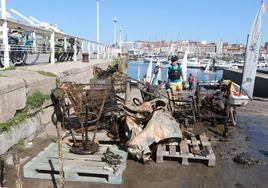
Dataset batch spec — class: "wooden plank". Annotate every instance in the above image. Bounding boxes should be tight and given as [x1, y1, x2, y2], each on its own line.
[180, 139, 189, 155]
[169, 145, 176, 156]
[191, 137, 200, 154]
[156, 136, 216, 166]
[199, 134, 210, 147]
[156, 144, 164, 163]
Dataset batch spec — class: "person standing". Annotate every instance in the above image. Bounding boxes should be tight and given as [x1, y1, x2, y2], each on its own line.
[188, 73, 195, 91]
[160, 55, 184, 91]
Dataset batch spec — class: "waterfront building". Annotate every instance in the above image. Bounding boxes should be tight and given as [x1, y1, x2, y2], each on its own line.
[265, 42, 268, 49]
[216, 41, 224, 55]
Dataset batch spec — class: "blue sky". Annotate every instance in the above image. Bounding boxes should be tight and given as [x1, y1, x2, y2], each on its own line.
[5, 0, 268, 44]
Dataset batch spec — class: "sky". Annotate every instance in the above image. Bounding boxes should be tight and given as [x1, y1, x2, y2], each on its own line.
[4, 0, 268, 45]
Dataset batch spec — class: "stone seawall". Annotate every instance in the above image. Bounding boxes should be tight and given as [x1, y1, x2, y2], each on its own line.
[0, 100, 54, 155]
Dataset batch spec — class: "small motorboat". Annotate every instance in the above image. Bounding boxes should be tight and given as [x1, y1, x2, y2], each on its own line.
[223, 80, 249, 106]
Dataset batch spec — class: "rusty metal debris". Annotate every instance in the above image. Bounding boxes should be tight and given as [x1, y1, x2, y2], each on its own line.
[60, 81, 107, 154]
[92, 64, 119, 79]
[233, 152, 266, 166]
[50, 65, 238, 168]
[101, 147, 123, 173]
[126, 109, 182, 160]
[51, 65, 128, 155]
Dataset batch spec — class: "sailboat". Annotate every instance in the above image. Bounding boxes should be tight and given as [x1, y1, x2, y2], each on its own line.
[145, 59, 153, 83]
[228, 0, 265, 106]
[150, 60, 162, 86]
[204, 59, 212, 73]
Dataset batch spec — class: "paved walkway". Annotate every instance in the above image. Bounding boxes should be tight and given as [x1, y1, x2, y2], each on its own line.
[19, 59, 114, 76]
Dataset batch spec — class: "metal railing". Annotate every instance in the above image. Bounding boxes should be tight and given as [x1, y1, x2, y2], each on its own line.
[0, 1, 121, 67]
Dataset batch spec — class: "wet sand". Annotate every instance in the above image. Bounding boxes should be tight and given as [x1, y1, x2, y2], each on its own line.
[4, 100, 268, 188]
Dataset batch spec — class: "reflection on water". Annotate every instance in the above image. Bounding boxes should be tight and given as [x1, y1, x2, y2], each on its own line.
[126, 60, 223, 82]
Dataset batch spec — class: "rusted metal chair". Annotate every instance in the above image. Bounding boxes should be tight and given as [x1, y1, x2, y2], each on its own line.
[57, 82, 108, 154]
[167, 88, 197, 125]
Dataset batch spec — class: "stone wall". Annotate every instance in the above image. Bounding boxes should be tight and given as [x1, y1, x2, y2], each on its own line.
[0, 77, 27, 123]
[0, 101, 54, 155]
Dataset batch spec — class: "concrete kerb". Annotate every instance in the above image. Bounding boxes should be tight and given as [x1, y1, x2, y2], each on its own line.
[1, 69, 56, 96]
[19, 60, 115, 84]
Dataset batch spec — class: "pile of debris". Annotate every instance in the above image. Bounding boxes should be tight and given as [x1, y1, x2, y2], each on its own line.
[233, 152, 266, 166]
[50, 65, 230, 166]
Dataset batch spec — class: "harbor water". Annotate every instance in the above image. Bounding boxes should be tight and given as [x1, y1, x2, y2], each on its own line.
[126, 60, 223, 83]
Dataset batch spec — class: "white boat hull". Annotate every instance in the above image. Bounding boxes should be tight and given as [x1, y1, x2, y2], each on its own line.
[229, 95, 249, 106]
[228, 82, 249, 106]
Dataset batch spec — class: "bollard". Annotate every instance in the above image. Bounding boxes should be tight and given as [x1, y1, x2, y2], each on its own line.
[82, 52, 89, 63]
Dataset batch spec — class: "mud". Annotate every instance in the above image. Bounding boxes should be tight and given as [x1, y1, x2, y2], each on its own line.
[3, 100, 268, 188]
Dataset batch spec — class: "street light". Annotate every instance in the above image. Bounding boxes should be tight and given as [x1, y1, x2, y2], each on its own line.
[1, 0, 10, 67]
[96, 0, 100, 59]
[113, 16, 118, 46]
[119, 27, 122, 51]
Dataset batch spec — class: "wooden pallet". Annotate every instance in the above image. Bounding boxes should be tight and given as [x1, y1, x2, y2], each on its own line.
[23, 143, 128, 184]
[156, 133, 216, 166]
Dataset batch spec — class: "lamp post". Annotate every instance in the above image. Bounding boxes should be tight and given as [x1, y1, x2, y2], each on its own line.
[1, 0, 10, 67]
[113, 16, 118, 46]
[119, 27, 122, 51]
[96, 0, 100, 59]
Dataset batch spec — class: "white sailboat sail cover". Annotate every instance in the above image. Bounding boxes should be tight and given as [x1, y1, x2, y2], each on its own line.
[150, 60, 161, 85]
[204, 59, 211, 73]
[242, 0, 265, 98]
[182, 50, 188, 82]
[146, 59, 153, 82]
[156, 60, 161, 82]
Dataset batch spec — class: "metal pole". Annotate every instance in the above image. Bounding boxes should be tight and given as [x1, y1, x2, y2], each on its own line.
[103, 46, 106, 59]
[88, 41, 91, 60]
[73, 38, 77, 61]
[97, 44, 100, 59]
[64, 37, 67, 53]
[114, 22, 117, 45]
[81, 40, 84, 53]
[50, 32, 55, 64]
[96, 0, 100, 59]
[32, 30, 37, 52]
[138, 61, 141, 81]
[1, 0, 10, 67]
[119, 27, 122, 52]
[113, 17, 118, 46]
